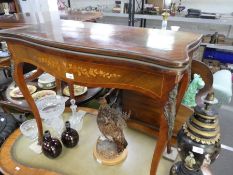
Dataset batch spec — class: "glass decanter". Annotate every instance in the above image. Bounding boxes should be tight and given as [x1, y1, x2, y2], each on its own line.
[69, 99, 84, 131]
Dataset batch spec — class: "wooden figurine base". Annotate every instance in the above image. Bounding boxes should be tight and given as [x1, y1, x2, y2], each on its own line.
[93, 137, 128, 166]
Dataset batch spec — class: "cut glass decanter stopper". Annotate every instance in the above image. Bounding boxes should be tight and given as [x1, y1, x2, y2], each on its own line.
[70, 99, 77, 119]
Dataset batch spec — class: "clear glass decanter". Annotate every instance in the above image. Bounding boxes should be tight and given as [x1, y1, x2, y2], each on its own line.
[69, 99, 84, 131]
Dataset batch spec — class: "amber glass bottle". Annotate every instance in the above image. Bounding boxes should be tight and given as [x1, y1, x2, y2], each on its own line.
[42, 130, 62, 159]
[61, 121, 79, 148]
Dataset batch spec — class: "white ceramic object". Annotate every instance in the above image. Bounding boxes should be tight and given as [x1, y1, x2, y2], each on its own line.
[38, 73, 56, 89]
[171, 26, 180, 31]
[63, 85, 87, 96]
[32, 90, 56, 101]
[9, 85, 37, 98]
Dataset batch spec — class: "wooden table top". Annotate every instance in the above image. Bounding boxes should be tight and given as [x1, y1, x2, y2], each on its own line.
[59, 10, 102, 21]
[0, 19, 201, 68]
[0, 16, 202, 175]
[0, 11, 102, 28]
[0, 57, 10, 69]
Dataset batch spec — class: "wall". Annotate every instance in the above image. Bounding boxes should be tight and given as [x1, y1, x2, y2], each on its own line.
[19, 0, 233, 14]
[181, 0, 233, 14]
[98, 16, 233, 38]
[147, 0, 233, 14]
[65, 0, 123, 9]
[18, 0, 60, 25]
[18, 0, 36, 13]
[18, 0, 233, 38]
[19, 0, 58, 13]
[67, 0, 233, 14]
[67, 0, 116, 11]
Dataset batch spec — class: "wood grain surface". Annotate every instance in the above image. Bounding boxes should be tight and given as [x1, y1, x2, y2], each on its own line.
[0, 17, 202, 175]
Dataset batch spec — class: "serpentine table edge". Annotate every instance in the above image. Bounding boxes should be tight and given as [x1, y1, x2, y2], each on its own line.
[0, 21, 202, 175]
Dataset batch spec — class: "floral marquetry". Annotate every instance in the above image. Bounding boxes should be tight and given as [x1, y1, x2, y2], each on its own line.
[75, 67, 121, 79]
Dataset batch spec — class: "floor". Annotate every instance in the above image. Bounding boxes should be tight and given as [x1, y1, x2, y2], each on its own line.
[210, 98, 233, 175]
[1, 69, 233, 174]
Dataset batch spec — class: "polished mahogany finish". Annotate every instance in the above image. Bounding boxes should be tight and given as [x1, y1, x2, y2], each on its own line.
[0, 17, 202, 175]
[122, 59, 213, 140]
[0, 11, 102, 29]
[0, 20, 201, 68]
[59, 10, 102, 21]
[0, 13, 34, 28]
[0, 56, 10, 69]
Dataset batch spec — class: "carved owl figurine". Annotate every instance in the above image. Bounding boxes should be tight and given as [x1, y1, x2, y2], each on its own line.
[97, 98, 130, 154]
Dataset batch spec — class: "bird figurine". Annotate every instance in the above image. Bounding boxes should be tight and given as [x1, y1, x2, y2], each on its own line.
[97, 97, 130, 154]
